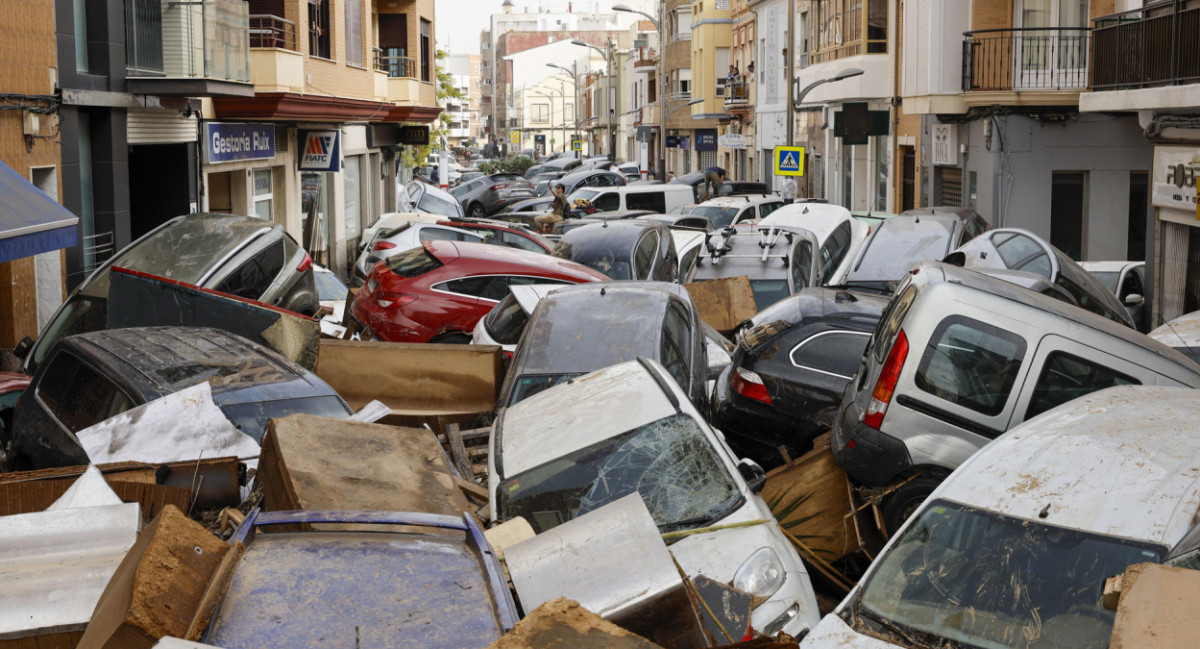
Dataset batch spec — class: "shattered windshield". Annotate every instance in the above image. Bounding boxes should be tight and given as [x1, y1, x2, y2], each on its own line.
[497, 414, 743, 535]
[854, 500, 1163, 649]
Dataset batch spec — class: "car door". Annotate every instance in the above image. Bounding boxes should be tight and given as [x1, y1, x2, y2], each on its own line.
[633, 230, 660, 280]
[661, 300, 701, 408]
[778, 327, 873, 431]
[213, 239, 287, 302]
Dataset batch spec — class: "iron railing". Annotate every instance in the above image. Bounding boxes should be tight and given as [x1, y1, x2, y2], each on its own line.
[1091, 4, 1200, 90]
[724, 79, 749, 105]
[377, 49, 417, 78]
[963, 27, 1091, 91]
[249, 14, 297, 50]
[126, 0, 250, 81]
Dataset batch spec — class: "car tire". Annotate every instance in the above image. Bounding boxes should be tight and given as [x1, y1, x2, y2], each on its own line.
[880, 474, 946, 536]
[430, 332, 472, 345]
[469, 204, 486, 218]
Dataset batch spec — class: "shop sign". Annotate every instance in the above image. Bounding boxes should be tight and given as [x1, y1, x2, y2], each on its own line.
[932, 123, 957, 166]
[718, 133, 750, 149]
[696, 129, 718, 152]
[666, 135, 680, 148]
[1152, 145, 1200, 211]
[205, 123, 275, 164]
[298, 130, 342, 172]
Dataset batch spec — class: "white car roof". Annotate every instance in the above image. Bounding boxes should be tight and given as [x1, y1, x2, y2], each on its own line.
[1150, 310, 1200, 348]
[697, 195, 778, 208]
[373, 212, 444, 228]
[935, 385, 1200, 547]
[670, 230, 706, 255]
[758, 203, 860, 241]
[498, 361, 680, 478]
[508, 283, 567, 315]
[1079, 260, 1142, 274]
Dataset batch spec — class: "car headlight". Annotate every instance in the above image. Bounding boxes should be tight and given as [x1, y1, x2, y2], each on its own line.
[732, 547, 785, 599]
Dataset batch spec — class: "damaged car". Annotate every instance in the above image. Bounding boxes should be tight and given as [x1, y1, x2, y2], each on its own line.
[693, 226, 822, 311]
[489, 358, 822, 639]
[803, 385, 1200, 649]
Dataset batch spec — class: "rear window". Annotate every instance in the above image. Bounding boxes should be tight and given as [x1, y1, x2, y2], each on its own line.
[791, 331, 871, 379]
[36, 352, 135, 432]
[692, 206, 740, 228]
[418, 192, 462, 218]
[485, 294, 529, 345]
[1025, 351, 1138, 420]
[871, 282, 918, 364]
[748, 279, 791, 311]
[385, 246, 443, 278]
[914, 315, 1027, 417]
[849, 220, 955, 284]
[994, 232, 1051, 277]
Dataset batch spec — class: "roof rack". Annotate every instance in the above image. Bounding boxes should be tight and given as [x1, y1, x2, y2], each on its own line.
[702, 226, 792, 266]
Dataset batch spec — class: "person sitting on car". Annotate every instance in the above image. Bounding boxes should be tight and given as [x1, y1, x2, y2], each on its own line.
[535, 183, 571, 232]
[704, 165, 726, 200]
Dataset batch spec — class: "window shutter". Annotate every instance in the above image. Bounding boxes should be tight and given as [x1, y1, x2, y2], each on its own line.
[345, 0, 362, 66]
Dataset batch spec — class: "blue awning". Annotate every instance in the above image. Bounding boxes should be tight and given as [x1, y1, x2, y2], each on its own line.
[0, 160, 78, 264]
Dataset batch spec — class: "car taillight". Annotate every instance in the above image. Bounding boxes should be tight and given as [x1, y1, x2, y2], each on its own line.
[375, 292, 418, 309]
[863, 329, 909, 430]
[731, 367, 772, 405]
[296, 252, 312, 272]
[373, 241, 397, 251]
[502, 350, 514, 360]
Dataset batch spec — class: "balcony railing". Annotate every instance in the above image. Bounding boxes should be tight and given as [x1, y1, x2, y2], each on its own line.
[250, 14, 297, 50]
[724, 79, 749, 105]
[126, 0, 250, 82]
[1091, 5, 1200, 90]
[377, 48, 417, 78]
[963, 28, 1091, 92]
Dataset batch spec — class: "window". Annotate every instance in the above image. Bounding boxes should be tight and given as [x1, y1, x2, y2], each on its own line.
[915, 315, 1027, 417]
[500, 231, 545, 253]
[36, 352, 134, 433]
[994, 231, 1051, 278]
[1026, 352, 1138, 420]
[308, 0, 331, 58]
[253, 169, 273, 220]
[791, 240, 814, 289]
[344, 0, 362, 66]
[532, 103, 550, 124]
[661, 304, 693, 390]
[419, 226, 474, 243]
[758, 201, 783, 219]
[591, 192, 620, 211]
[440, 275, 502, 300]
[791, 330, 871, 378]
[634, 232, 659, 279]
[385, 246, 442, 277]
[809, 0, 888, 62]
[73, 0, 88, 71]
[216, 240, 285, 299]
[420, 19, 432, 82]
[627, 191, 667, 213]
[819, 220, 852, 279]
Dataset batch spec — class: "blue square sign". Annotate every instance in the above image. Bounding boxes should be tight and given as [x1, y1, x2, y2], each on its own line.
[774, 146, 805, 176]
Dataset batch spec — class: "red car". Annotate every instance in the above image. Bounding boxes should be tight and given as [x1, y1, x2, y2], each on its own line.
[352, 240, 609, 343]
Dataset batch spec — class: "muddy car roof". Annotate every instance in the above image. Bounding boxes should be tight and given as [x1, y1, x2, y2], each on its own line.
[748, 287, 888, 328]
[936, 385, 1200, 546]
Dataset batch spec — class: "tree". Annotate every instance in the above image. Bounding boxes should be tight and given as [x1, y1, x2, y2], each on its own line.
[400, 49, 465, 171]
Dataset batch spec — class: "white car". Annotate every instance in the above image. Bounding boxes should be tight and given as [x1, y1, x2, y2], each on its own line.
[802, 385, 1200, 649]
[471, 283, 563, 354]
[1149, 309, 1200, 360]
[671, 229, 706, 283]
[690, 195, 785, 229]
[1080, 260, 1147, 329]
[352, 217, 483, 283]
[758, 203, 869, 287]
[488, 359, 821, 639]
[312, 264, 350, 336]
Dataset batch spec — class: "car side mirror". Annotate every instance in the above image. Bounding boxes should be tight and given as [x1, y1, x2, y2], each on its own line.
[12, 336, 32, 360]
[1124, 293, 1145, 306]
[737, 458, 767, 493]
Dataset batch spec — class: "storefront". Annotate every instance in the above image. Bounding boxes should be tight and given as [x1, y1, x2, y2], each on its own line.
[1151, 144, 1200, 325]
[202, 122, 289, 224]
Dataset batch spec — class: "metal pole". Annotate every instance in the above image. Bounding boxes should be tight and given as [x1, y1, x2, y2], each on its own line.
[786, 1, 794, 148]
[607, 40, 615, 161]
[659, 3, 666, 179]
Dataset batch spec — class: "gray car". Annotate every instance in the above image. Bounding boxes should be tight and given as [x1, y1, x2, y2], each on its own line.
[21, 214, 319, 375]
[399, 181, 466, 218]
[497, 282, 709, 411]
[692, 226, 823, 311]
[552, 221, 678, 282]
[842, 207, 990, 294]
[452, 173, 537, 217]
[832, 260, 1200, 531]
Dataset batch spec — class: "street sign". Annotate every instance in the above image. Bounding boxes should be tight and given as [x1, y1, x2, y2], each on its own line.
[774, 146, 805, 177]
[509, 131, 520, 145]
[397, 125, 430, 146]
[572, 138, 583, 152]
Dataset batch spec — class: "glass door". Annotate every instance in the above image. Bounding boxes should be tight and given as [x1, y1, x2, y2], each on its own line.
[1015, 0, 1088, 89]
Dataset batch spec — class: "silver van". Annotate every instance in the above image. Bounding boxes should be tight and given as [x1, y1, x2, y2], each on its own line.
[832, 260, 1200, 531]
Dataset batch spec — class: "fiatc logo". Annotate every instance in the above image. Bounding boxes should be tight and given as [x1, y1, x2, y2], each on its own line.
[299, 130, 340, 171]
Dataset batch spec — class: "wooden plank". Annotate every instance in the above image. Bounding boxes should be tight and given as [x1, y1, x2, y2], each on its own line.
[453, 476, 490, 502]
[761, 433, 860, 561]
[445, 423, 473, 479]
[683, 276, 758, 334]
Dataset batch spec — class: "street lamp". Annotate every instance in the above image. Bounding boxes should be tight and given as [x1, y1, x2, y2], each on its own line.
[570, 39, 616, 161]
[788, 68, 865, 140]
[548, 62, 581, 158]
[614, 3, 666, 178]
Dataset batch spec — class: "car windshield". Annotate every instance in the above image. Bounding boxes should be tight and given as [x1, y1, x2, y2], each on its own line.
[220, 395, 352, 442]
[314, 271, 349, 302]
[497, 414, 743, 535]
[418, 191, 463, 217]
[1089, 271, 1119, 293]
[486, 294, 530, 345]
[508, 372, 580, 406]
[847, 220, 955, 284]
[691, 206, 741, 228]
[567, 189, 601, 203]
[749, 279, 791, 311]
[855, 500, 1163, 649]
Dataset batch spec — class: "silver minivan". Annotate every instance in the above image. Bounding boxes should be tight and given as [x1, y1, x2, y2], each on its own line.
[832, 261, 1200, 531]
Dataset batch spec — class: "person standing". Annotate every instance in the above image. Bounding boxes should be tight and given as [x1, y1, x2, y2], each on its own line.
[704, 165, 726, 200]
[781, 175, 797, 205]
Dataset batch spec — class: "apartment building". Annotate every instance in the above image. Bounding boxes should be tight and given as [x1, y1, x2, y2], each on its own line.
[1080, 0, 1200, 326]
[751, 0, 789, 188]
[447, 53, 484, 145]
[622, 23, 658, 171]
[515, 74, 577, 155]
[686, 0, 730, 177]
[901, 0, 1148, 266]
[205, 0, 441, 275]
[663, 0, 698, 175]
[0, 0, 74, 351]
[718, 0, 756, 180]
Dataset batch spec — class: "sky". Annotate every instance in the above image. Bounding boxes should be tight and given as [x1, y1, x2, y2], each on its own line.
[435, 0, 615, 56]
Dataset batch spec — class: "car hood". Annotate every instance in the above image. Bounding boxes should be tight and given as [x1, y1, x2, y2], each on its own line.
[801, 613, 903, 649]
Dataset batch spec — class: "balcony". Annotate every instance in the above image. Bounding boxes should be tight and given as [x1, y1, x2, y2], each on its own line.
[378, 49, 420, 105]
[724, 79, 750, 109]
[248, 14, 302, 93]
[1091, 5, 1200, 91]
[962, 28, 1090, 106]
[125, 0, 253, 96]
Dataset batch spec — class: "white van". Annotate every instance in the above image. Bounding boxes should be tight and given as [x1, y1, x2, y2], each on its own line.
[567, 184, 694, 215]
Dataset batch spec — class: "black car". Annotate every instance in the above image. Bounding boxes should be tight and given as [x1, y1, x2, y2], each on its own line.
[497, 282, 709, 410]
[710, 288, 887, 468]
[3, 326, 352, 471]
[552, 220, 677, 282]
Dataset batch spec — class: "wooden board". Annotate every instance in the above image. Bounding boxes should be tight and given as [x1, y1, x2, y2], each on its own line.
[1110, 563, 1200, 649]
[258, 414, 471, 518]
[684, 276, 758, 334]
[761, 434, 860, 561]
[0, 458, 241, 513]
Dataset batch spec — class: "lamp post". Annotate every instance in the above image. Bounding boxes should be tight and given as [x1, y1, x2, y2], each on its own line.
[547, 62, 582, 158]
[614, 3, 663, 177]
[787, 67, 865, 145]
[571, 39, 615, 161]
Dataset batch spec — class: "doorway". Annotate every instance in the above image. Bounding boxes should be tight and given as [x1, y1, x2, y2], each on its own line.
[1127, 171, 1148, 262]
[129, 143, 196, 239]
[900, 145, 915, 211]
[1050, 171, 1086, 260]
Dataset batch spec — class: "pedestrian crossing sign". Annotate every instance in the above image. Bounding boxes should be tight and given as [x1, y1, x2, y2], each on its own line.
[572, 138, 583, 152]
[774, 146, 805, 176]
[509, 131, 520, 145]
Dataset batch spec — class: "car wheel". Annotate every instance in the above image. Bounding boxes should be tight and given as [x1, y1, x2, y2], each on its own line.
[879, 474, 946, 536]
[430, 332, 472, 345]
[469, 204, 486, 218]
